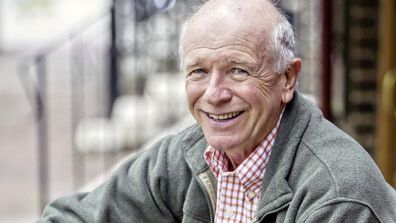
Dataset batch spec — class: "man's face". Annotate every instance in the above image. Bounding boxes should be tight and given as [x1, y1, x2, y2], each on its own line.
[182, 9, 290, 156]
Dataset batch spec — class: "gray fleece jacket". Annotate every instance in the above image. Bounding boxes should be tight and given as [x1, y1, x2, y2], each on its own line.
[38, 92, 396, 222]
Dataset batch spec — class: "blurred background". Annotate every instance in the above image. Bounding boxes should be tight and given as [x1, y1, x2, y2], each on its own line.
[0, 0, 395, 222]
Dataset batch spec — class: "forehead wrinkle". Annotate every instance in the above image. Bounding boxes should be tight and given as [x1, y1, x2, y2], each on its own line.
[183, 44, 262, 71]
[184, 57, 258, 74]
[183, 41, 260, 62]
[182, 20, 271, 68]
[185, 39, 257, 51]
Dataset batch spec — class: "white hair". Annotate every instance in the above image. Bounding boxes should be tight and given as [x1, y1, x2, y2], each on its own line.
[268, 16, 296, 74]
[178, 22, 188, 70]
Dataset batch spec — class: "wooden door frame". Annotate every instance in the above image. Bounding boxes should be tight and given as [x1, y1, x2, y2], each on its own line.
[376, 0, 396, 187]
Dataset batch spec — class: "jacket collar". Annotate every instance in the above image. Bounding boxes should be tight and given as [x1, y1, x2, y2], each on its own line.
[183, 125, 208, 175]
[256, 92, 313, 218]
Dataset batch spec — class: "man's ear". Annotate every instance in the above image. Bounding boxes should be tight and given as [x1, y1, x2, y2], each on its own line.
[281, 58, 301, 104]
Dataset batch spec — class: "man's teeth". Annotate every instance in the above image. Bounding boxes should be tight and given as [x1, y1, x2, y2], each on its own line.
[209, 112, 241, 120]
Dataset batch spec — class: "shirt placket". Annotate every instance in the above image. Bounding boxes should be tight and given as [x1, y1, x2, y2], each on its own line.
[216, 171, 238, 223]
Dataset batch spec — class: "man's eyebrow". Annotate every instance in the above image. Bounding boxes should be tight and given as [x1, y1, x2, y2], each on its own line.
[184, 58, 203, 68]
[226, 58, 256, 69]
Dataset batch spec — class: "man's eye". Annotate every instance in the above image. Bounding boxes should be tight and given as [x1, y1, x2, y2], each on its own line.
[191, 69, 206, 74]
[231, 68, 248, 74]
[187, 69, 207, 80]
[230, 68, 249, 80]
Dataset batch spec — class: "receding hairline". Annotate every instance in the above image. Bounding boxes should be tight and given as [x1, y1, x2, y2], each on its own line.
[179, 0, 284, 48]
[178, 0, 292, 71]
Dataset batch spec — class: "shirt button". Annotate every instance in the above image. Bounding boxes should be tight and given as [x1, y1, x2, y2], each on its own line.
[248, 191, 255, 199]
[225, 207, 235, 218]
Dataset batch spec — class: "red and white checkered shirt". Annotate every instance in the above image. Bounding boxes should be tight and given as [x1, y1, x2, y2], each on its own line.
[204, 118, 281, 223]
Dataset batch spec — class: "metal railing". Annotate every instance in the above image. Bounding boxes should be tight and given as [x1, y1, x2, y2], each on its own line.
[18, 12, 111, 211]
[17, 0, 195, 213]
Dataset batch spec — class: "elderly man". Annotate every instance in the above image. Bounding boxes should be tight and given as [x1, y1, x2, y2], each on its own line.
[39, 0, 396, 222]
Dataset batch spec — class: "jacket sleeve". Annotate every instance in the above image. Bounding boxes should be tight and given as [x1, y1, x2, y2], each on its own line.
[37, 136, 184, 223]
[303, 199, 381, 223]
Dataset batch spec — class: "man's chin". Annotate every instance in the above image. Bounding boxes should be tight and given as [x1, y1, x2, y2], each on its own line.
[206, 137, 240, 152]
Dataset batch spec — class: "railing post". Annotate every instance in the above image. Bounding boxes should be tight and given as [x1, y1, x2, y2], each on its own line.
[35, 55, 49, 212]
[109, 0, 119, 117]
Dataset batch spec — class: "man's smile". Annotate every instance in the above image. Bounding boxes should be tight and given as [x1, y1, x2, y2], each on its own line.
[207, 111, 243, 121]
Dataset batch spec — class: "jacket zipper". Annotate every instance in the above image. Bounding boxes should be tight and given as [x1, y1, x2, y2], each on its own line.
[196, 174, 215, 223]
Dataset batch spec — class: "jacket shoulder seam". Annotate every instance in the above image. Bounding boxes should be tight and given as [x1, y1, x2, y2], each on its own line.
[299, 140, 340, 197]
[301, 198, 383, 223]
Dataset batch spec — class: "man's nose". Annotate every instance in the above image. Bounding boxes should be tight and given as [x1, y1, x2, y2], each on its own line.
[202, 72, 232, 105]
